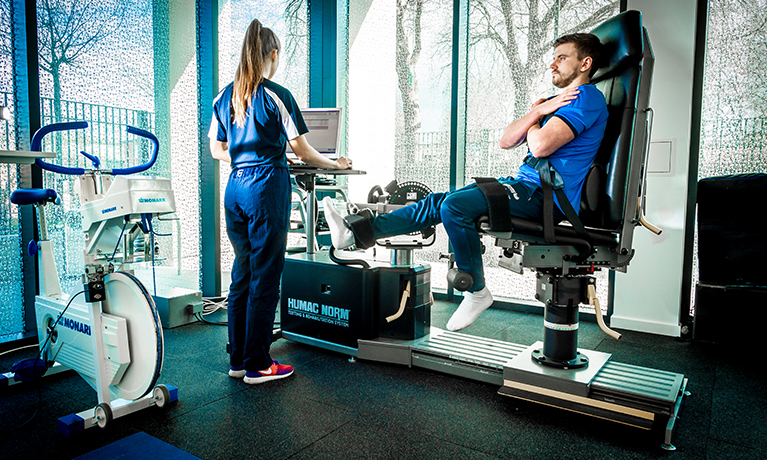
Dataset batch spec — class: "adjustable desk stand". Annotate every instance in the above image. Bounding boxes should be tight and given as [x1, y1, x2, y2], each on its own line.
[290, 166, 365, 254]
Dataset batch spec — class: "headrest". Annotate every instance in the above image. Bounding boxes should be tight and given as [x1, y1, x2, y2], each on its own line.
[590, 10, 645, 82]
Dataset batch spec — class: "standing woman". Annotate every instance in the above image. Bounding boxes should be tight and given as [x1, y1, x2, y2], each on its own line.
[209, 19, 350, 384]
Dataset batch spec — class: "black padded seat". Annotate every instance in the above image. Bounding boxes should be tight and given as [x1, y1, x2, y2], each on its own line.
[478, 216, 619, 248]
[478, 10, 650, 258]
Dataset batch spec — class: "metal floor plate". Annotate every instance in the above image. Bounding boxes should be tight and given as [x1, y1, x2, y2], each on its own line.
[411, 328, 528, 370]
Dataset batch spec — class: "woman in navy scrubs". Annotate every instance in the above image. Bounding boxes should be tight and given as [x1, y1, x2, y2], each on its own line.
[209, 19, 350, 384]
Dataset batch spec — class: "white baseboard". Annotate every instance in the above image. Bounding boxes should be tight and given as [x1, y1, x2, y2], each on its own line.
[610, 315, 681, 337]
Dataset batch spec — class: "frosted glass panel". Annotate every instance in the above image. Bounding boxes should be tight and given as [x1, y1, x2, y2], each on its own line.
[465, 0, 617, 304]
[217, 1, 309, 281]
[693, 0, 767, 313]
[699, 0, 767, 177]
[35, 0, 200, 295]
[0, 0, 23, 341]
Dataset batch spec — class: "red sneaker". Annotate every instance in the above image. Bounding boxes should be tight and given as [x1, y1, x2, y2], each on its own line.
[243, 361, 294, 384]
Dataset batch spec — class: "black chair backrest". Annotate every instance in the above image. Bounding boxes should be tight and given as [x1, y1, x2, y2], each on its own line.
[579, 10, 653, 231]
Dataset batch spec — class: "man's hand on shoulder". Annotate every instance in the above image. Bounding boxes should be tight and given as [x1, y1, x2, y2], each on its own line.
[533, 87, 580, 119]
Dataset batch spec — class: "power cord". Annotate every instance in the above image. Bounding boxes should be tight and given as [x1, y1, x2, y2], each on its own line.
[196, 296, 228, 326]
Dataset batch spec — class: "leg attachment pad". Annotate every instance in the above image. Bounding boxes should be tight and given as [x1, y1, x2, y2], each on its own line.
[345, 209, 376, 249]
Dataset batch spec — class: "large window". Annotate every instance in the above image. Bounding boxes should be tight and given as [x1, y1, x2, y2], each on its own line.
[347, 0, 617, 303]
[347, 0, 454, 284]
[692, 0, 767, 310]
[464, 0, 618, 304]
[0, 0, 23, 341]
[699, 0, 767, 177]
[217, 0, 309, 286]
[32, 0, 200, 297]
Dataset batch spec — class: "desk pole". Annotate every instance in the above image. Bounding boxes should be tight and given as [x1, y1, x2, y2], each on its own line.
[290, 167, 366, 256]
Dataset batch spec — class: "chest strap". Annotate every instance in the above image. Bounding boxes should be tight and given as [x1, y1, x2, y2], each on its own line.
[524, 156, 592, 256]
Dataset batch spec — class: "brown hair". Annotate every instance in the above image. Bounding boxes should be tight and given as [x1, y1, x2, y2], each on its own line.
[553, 33, 603, 77]
[232, 19, 281, 126]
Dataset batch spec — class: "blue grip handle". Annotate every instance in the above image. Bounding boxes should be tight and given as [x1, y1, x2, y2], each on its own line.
[111, 126, 160, 175]
[32, 122, 89, 175]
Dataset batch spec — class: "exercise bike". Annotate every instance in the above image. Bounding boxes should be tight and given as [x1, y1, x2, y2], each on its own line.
[4, 121, 178, 436]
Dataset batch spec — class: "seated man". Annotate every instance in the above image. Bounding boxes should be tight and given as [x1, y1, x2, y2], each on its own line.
[324, 33, 608, 332]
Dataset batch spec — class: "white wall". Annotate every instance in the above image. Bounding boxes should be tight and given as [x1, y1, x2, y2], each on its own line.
[347, 0, 397, 202]
[611, 0, 698, 336]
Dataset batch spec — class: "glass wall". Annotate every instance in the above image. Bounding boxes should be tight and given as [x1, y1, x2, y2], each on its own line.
[345, 1, 618, 301]
[33, 0, 200, 297]
[0, 0, 23, 341]
[465, 0, 618, 304]
[217, 0, 309, 286]
[699, 0, 767, 177]
[693, 0, 767, 310]
[347, 0, 454, 283]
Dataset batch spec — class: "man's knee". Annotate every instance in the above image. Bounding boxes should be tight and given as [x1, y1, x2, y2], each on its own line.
[439, 188, 485, 222]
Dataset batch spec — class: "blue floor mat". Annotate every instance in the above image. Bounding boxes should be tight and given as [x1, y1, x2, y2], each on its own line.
[73, 432, 201, 460]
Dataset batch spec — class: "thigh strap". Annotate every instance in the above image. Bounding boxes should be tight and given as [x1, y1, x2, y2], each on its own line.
[473, 177, 512, 232]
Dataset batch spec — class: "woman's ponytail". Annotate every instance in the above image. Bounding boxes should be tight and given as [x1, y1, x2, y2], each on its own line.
[232, 20, 280, 127]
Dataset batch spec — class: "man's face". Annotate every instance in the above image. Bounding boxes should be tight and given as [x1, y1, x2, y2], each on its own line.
[550, 43, 585, 88]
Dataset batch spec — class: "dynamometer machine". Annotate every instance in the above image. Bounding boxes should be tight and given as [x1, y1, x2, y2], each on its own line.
[280, 11, 687, 451]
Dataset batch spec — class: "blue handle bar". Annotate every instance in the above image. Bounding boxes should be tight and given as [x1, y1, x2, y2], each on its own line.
[111, 126, 159, 176]
[32, 122, 160, 176]
[33, 122, 88, 175]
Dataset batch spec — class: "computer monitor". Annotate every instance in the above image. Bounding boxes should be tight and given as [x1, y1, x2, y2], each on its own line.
[286, 108, 341, 159]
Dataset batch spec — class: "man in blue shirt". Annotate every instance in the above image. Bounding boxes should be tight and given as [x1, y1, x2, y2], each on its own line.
[324, 33, 608, 332]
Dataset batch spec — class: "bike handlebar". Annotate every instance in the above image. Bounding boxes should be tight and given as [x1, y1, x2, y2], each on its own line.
[32, 122, 160, 176]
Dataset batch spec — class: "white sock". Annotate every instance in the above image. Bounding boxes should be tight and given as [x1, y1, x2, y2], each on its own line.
[322, 196, 355, 249]
[446, 286, 493, 332]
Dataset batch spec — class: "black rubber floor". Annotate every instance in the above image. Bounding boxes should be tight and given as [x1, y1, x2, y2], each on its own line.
[1, 300, 764, 459]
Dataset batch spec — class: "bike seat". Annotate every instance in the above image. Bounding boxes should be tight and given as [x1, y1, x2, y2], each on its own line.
[11, 188, 58, 206]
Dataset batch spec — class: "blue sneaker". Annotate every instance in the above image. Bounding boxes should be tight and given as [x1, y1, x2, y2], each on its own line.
[243, 361, 294, 385]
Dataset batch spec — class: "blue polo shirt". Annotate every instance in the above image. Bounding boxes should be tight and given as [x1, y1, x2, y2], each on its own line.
[208, 78, 308, 169]
[516, 84, 608, 214]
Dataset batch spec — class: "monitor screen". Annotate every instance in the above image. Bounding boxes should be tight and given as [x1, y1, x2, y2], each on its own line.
[286, 108, 341, 158]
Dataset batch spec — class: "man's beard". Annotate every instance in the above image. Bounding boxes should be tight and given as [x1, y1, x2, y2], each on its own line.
[553, 70, 577, 88]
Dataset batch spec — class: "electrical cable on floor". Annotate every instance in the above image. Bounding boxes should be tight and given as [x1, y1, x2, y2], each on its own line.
[0, 344, 38, 357]
[202, 295, 228, 315]
[195, 295, 228, 326]
[195, 295, 280, 328]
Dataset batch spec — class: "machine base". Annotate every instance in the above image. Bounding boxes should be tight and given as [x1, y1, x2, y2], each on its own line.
[57, 384, 178, 437]
[354, 333, 688, 448]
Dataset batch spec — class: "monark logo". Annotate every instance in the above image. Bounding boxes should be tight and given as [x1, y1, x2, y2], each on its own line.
[60, 316, 92, 336]
[139, 197, 166, 203]
[286, 298, 350, 327]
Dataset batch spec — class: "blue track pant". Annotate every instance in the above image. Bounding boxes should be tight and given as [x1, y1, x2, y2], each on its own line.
[224, 166, 290, 371]
[371, 178, 551, 292]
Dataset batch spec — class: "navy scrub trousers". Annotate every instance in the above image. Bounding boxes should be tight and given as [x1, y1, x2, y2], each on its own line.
[225, 165, 291, 372]
[371, 178, 551, 292]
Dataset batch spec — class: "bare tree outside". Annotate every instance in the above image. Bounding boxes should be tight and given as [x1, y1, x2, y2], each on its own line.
[396, 0, 424, 140]
[36, 0, 129, 123]
[468, 0, 617, 120]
